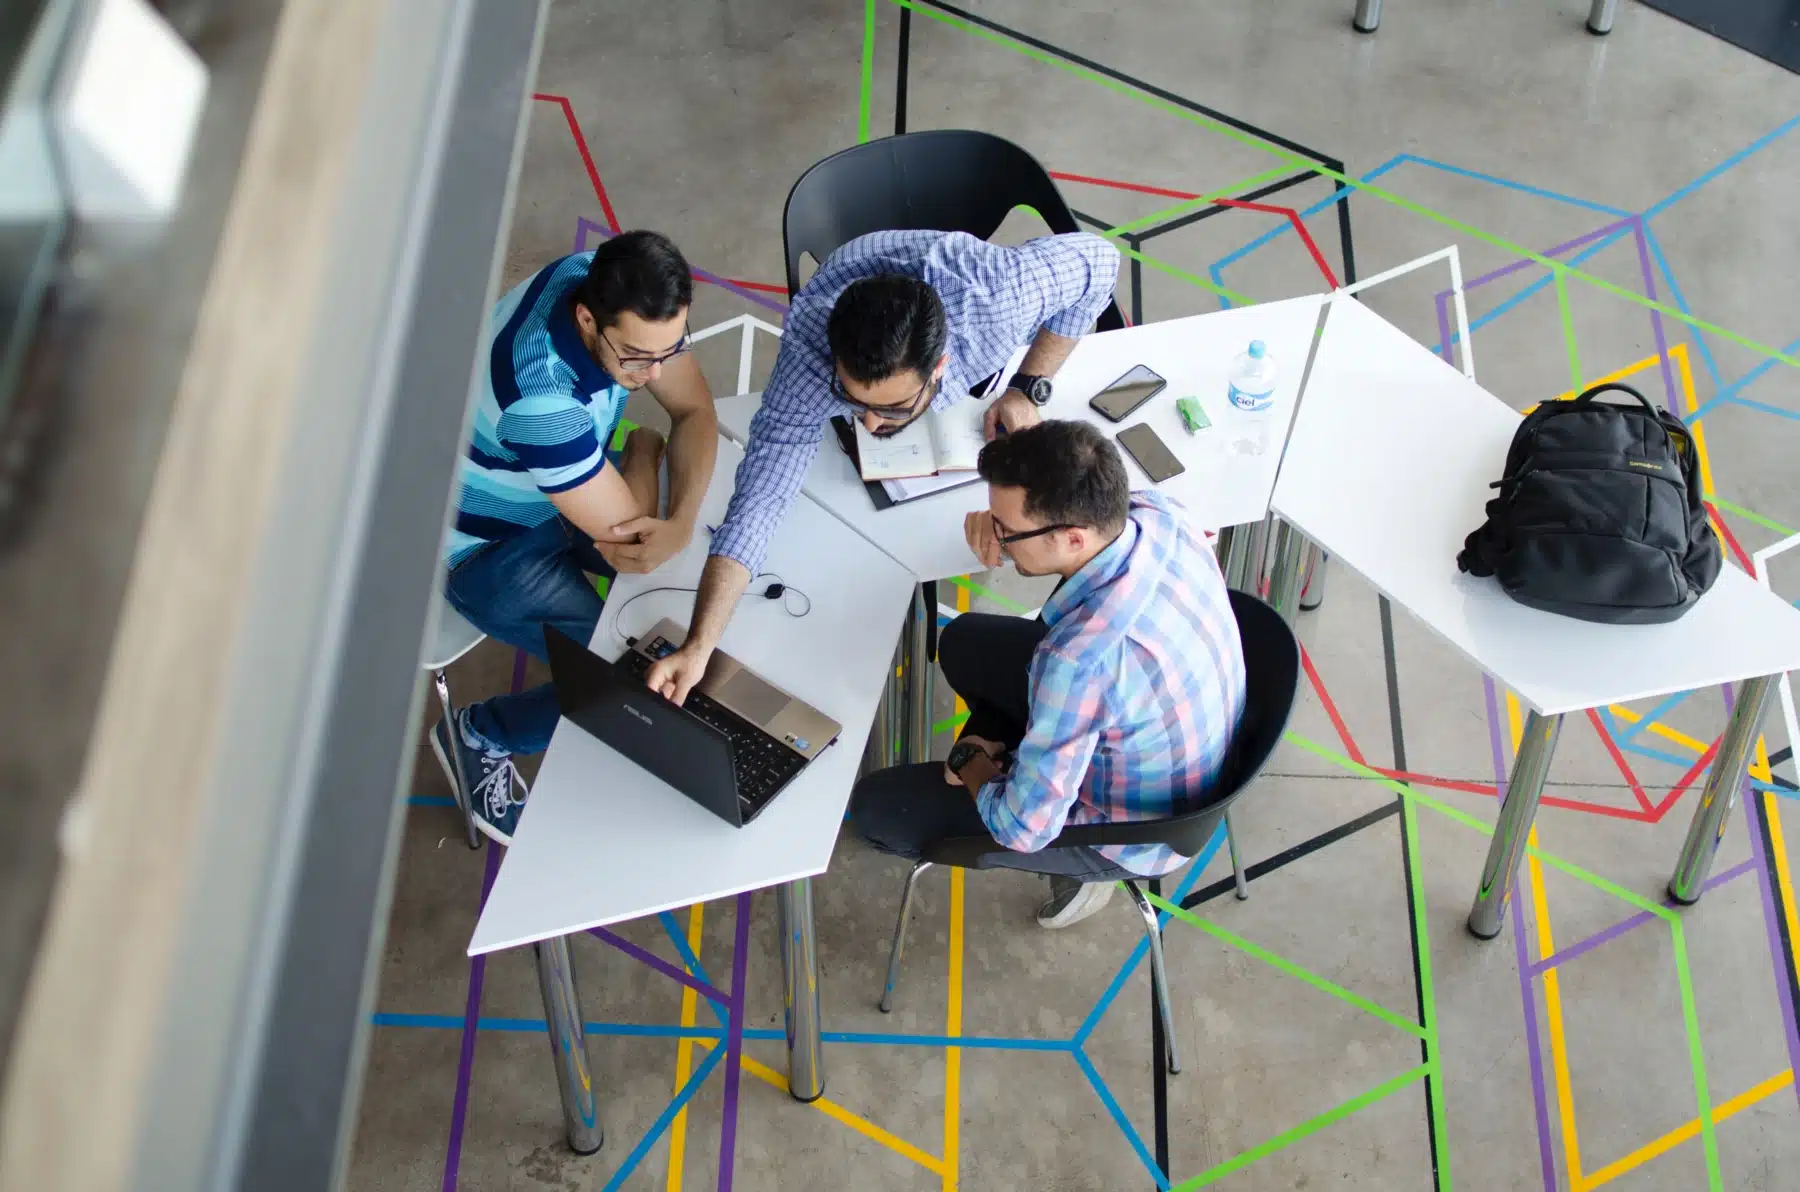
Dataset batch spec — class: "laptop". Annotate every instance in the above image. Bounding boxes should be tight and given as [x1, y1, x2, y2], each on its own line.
[544, 620, 841, 827]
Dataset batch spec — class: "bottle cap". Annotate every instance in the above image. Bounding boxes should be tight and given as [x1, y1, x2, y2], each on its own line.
[1248, 340, 1266, 358]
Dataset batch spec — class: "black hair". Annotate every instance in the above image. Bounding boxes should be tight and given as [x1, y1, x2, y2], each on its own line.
[572, 230, 693, 329]
[977, 420, 1129, 535]
[826, 275, 948, 384]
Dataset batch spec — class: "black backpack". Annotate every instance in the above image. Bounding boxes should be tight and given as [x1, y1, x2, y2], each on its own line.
[1456, 382, 1720, 624]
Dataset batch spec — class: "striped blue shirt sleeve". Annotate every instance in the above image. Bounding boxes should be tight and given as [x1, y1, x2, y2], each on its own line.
[708, 336, 831, 572]
[976, 648, 1108, 852]
[1013, 233, 1121, 338]
[494, 356, 605, 494]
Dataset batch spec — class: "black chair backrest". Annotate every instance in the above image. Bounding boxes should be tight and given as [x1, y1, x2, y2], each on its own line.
[782, 129, 1125, 332]
[923, 590, 1299, 868]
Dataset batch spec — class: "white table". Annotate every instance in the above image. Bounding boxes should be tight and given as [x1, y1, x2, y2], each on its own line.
[1272, 296, 1800, 936]
[467, 437, 915, 1148]
[714, 295, 1329, 761]
[715, 294, 1327, 581]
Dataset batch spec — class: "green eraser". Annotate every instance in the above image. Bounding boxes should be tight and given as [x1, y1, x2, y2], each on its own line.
[1176, 396, 1210, 433]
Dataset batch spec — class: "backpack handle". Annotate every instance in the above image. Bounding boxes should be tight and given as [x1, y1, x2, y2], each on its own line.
[1571, 381, 1658, 415]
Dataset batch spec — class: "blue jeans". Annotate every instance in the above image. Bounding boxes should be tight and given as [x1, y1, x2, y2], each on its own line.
[443, 516, 613, 756]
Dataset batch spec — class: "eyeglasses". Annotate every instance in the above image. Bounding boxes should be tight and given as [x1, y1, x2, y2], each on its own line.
[832, 371, 939, 429]
[601, 322, 692, 373]
[992, 513, 1079, 545]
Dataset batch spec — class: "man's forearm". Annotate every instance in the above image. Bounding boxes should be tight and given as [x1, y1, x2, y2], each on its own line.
[687, 553, 751, 652]
[1014, 329, 1079, 382]
[664, 404, 719, 525]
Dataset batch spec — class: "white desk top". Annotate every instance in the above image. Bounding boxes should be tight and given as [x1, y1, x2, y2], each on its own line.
[1272, 297, 1800, 716]
[714, 295, 1326, 581]
[468, 438, 915, 955]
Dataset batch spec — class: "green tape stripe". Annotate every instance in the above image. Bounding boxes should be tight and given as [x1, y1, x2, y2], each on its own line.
[1403, 794, 1452, 1190]
[1171, 1064, 1431, 1190]
[943, 575, 1032, 613]
[1116, 241, 1256, 306]
[933, 709, 970, 737]
[891, 0, 1800, 373]
[1144, 891, 1424, 1039]
[1710, 496, 1797, 538]
[1101, 164, 1296, 237]
[1671, 919, 1723, 1192]
[858, 0, 877, 143]
[1555, 269, 1582, 389]
[1284, 732, 1674, 920]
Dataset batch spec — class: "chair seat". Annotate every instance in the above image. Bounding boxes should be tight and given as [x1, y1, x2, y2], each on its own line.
[423, 597, 486, 671]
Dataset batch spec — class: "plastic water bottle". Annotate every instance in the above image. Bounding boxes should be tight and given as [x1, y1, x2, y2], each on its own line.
[1226, 339, 1278, 456]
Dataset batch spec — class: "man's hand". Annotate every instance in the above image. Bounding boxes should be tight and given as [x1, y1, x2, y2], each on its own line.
[645, 642, 712, 707]
[596, 513, 694, 574]
[944, 734, 1007, 787]
[983, 389, 1043, 440]
[964, 510, 1004, 570]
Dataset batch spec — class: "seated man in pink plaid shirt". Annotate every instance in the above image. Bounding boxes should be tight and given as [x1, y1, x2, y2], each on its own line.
[848, 420, 1247, 928]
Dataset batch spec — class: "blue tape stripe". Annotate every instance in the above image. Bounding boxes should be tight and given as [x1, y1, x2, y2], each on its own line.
[1728, 395, 1800, 422]
[1400, 155, 1632, 216]
[657, 910, 730, 1027]
[1073, 828, 1223, 1046]
[1209, 154, 1409, 276]
[1613, 690, 1694, 746]
[371, 1013, 1073, 1051]
[602, 1040, 726, 1192]
[1643, 111, 1800, 219]
[1619, 739, 1705, 771]
[1074, 1048, 1171, 1190]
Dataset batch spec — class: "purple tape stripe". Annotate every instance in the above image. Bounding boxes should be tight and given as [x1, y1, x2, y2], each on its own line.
[575, 217, 789, 316]
[1628, 217, 1681, 410]
[717, 892, 754, 1191]
[1740, 750, 1800, 1110]
[588, 924, 732, 1006]
[1528, 859, 1755, 976]
[443, 842, 504, 1192]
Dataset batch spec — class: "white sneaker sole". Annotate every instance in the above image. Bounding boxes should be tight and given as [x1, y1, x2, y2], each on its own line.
[429, 724, 512, 846]
[1037, 880, 1116, 929]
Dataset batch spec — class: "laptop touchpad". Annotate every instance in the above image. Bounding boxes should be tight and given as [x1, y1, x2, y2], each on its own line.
[715, 672, 787, 727]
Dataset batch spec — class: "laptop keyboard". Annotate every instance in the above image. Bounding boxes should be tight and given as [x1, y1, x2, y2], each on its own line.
[621, 650, 805, 811]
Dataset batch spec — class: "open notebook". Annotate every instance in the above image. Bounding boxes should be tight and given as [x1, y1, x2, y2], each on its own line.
[851, 400, 989, 480]
[831, 397, 996, 509]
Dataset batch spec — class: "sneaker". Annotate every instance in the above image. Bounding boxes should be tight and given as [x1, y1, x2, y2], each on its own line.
[1036, 875, 1116, 929]
[430, 715, 528, 845]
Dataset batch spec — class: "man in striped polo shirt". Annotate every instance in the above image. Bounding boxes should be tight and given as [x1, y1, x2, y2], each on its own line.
[432, 230, 718, 843]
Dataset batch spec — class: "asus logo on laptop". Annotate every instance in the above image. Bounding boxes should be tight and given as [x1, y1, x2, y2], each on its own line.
[623, 704, 654, 727]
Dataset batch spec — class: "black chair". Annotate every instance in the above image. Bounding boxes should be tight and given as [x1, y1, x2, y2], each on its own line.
[781, 129, 1125, 331]
[875, 591, 1301, 1075]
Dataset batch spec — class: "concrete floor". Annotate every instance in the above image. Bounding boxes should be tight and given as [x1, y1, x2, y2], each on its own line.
[350, 2, 1800, 1189]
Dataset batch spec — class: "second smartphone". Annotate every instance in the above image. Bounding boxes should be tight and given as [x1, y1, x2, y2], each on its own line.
[1088, 363, 1167, 422]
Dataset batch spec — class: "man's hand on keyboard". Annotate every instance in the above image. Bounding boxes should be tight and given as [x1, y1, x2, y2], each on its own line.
[646, 643, 710, 707]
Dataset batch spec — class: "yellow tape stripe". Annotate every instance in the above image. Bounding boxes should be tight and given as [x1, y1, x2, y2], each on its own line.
[665, 903, 706, 1190]
[943, 866, 965, 1190]
[1507, 691, 1582, 1187]
[1606, 703, 1773, 782]
[1766, 798, 1800, 992]
[708, 1046, 949, 1176]
[1580, 1069, 1793, 1190]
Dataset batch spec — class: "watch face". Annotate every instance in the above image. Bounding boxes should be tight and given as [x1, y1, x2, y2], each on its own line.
[1027, 377, 1052, 405]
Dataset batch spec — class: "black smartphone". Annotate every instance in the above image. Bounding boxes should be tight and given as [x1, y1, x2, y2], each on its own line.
[1116, 423, 1186, 484]
[1088, 364, 1167, 422]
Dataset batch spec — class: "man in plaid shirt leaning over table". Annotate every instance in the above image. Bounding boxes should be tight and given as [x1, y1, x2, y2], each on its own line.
[642, 228, 1121, 706]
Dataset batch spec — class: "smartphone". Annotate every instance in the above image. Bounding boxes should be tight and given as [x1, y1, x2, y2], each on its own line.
[1116, 423, 1186, 484]
[1089, 364, 1167, 422]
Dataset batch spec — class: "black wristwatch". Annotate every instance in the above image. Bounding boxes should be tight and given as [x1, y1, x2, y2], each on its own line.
[946, 738, 998, 778]
[1007, 373, 1053, 406]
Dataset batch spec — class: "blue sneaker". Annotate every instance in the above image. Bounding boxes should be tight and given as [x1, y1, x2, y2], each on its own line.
[430, 714, 527, 845]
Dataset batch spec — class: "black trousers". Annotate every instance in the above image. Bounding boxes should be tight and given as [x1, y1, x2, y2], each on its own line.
[846, 613, 1132, 881]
